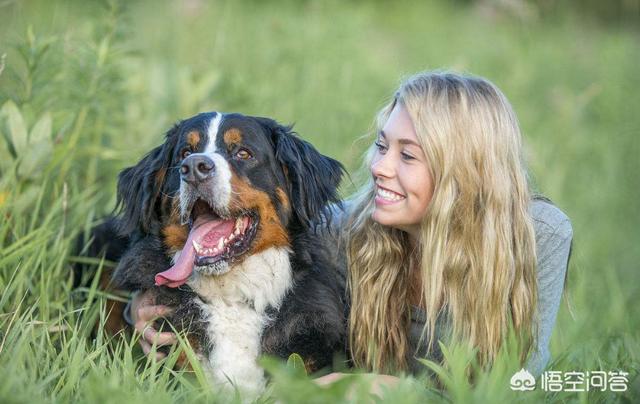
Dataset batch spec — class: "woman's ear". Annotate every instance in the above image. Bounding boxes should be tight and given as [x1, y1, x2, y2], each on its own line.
[257, 117, 345, 229]
[115, 124, 180, 235]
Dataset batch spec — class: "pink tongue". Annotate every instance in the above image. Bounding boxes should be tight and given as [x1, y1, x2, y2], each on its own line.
[155, 217, 235, 288]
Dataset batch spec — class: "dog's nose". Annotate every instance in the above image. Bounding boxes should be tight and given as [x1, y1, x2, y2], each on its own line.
[181, 154, 215, 183]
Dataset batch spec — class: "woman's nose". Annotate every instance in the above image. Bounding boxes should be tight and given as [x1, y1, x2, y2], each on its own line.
[371, 152, 394, 179]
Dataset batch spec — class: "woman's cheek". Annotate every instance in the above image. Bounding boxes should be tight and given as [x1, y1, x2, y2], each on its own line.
[406, 167, 433, 221]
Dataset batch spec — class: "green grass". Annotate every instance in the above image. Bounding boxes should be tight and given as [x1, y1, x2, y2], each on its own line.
[0, 0, 638, 402]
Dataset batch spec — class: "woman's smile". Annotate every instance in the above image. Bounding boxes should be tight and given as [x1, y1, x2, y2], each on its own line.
[375, 185, 406, 204]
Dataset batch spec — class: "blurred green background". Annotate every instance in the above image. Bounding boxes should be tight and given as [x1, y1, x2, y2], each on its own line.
[0, 0, 638, 402]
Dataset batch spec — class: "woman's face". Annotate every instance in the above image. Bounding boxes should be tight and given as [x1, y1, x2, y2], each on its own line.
[370, 103, 434, 237]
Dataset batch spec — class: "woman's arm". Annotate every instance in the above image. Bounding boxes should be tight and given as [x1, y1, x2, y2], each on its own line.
[525, 200, 573, 376]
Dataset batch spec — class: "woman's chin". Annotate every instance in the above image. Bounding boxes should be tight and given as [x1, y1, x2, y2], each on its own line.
[372, 209, 399, 227]
[372, 209, 421, 237]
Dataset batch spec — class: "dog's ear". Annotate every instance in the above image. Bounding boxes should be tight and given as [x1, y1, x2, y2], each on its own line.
[115, 124, 180, 235]
[257, 117, 345, 229]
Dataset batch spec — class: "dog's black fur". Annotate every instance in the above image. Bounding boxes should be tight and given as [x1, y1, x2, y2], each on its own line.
[83, 112, 348, 373]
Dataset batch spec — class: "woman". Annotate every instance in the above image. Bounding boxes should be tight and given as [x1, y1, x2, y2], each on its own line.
[130, 71, 572, 379]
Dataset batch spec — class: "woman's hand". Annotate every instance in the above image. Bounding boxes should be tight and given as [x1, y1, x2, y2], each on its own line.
[130, 289, 177, 359]
[315, 372, 400, 397]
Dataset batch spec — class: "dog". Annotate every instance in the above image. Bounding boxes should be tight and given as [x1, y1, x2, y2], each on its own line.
[92, 111, 348, 394]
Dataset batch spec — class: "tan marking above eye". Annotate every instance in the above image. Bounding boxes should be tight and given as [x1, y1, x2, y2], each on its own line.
[186, 131, 200, 147]
[223, 128, 243, 145]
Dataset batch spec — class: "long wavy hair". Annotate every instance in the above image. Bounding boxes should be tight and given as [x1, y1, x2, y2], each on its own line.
[347, 71, 538, 373]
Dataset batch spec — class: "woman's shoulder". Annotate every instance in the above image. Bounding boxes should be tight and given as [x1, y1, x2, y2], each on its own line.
[529, 197, 573, 240]
[529, 197, 573, 266]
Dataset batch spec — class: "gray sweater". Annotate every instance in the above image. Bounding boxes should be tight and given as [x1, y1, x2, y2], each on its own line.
[325, 198, 572, 377]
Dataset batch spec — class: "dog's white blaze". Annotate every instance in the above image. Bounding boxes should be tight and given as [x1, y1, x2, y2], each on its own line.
[204, 113, 222, 154]
[189, 247, 293, 395]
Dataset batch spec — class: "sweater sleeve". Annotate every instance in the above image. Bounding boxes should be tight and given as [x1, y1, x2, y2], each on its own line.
[524, 200, 573, 376]
[315, 200, 352, 277]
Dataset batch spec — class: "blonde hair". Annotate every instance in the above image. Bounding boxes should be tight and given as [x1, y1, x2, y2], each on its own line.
[347, 71, 538, 373]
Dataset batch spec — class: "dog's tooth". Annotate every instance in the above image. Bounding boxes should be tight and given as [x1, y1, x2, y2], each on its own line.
[234, 227, 240, 235]
[217, 238, 224, 249]
[192, 240, 202, 252]
[213, 247, 219, 254]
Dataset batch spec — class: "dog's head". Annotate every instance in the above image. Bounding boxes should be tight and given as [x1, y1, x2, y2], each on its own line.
[116, 112, 344, 286]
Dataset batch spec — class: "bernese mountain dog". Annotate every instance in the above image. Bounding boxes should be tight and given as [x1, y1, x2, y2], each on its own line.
[88, 112, 348, 394]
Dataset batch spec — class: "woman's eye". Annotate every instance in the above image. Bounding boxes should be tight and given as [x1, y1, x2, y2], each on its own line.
[374, 141, 388, 153]
[401, 152, 415, 161]
[181, 149, 192, 159]
[235, 148, 253, 160]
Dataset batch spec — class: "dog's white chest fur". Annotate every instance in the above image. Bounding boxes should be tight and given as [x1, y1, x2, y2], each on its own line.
[187, 247, 292, 394]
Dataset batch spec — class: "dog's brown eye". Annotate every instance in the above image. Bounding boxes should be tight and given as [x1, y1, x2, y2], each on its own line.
[235, 149, 252, 160]
[181, 149, 192, 159]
